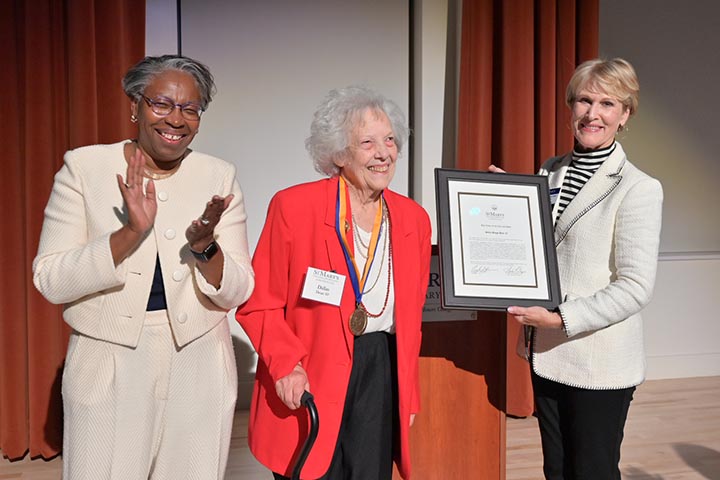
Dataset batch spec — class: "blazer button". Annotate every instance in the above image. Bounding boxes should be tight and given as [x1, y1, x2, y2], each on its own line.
[164, 229, 176, 240]
[177, 313, 188, 324]
[157, 191, 169, 202]
[172, 270, 184, 282]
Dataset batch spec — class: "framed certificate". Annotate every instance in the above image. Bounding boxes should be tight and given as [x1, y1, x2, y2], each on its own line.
[435, 168, 561, 311]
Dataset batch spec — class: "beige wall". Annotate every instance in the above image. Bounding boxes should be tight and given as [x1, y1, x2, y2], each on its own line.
[600, 0, 720, 379]
[600, 0, 720, 254]
[181, 0, 410, 248]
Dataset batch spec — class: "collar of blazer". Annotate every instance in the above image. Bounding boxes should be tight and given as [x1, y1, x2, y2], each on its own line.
[553, 143, 627, 246]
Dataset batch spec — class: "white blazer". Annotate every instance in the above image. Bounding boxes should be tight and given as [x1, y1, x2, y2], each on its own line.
[533, 143, 663, 389]
[33, 141, 254, 347]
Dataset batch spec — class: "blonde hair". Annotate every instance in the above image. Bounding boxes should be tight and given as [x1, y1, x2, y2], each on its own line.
[566, 58, 639, 117]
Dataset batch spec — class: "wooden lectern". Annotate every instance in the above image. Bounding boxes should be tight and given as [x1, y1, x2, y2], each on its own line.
[394, 247, 507, 480]
[406, 314, 506, 479]
[393, 250, 508, 479]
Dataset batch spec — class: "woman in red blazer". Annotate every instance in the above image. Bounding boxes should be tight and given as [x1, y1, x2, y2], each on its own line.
[236, 86, 431, 479]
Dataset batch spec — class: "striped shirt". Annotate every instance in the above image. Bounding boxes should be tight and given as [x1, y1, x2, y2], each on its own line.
[555, 142, 616, 220]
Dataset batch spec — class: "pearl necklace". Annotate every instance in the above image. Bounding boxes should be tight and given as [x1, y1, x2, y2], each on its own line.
[352, 202, 389, 294]
[354, 217, 389, 294]
[352, 208, 392, 319]
[362, 229, 392, 319]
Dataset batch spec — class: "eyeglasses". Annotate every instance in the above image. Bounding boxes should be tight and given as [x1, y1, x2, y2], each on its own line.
[140, 95, 204, 121]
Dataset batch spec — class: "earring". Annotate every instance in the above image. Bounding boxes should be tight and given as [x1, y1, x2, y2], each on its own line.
[130, 114, 138, 123]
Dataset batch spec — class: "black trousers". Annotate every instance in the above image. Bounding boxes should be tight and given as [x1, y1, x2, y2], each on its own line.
[532, 371, 635, 480]
[275, 332, 398, 480]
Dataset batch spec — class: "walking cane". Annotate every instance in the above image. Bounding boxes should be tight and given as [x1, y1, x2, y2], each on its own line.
[291, 391, 319, 480]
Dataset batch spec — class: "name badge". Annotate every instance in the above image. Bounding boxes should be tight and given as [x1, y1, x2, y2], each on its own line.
[549, 187, 560, 206]
[301, 267, 346, 306]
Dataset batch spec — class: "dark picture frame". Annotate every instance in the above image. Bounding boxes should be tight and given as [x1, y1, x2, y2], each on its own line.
[435, 168, 562, 311]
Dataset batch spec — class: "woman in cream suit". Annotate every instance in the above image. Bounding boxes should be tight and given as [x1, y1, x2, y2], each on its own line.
[502, 58, 663, 479]
[33, 55, 254, 479]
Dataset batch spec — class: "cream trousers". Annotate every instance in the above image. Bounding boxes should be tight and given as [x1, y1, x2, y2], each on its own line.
[61, 310, 237, 480]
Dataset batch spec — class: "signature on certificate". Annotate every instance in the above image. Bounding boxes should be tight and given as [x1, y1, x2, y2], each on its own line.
[504, 265, 526, 276]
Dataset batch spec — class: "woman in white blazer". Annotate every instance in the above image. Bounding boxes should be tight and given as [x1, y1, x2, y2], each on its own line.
[502, 58, 663, 479]
[33, 55, 254, 480]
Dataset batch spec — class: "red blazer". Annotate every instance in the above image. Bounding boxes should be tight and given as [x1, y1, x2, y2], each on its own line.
[236, 176, 431, 479]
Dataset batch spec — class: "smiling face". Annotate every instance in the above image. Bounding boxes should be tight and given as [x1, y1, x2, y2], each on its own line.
[335, 108, 398, 201]
[131, 70, 201, 168]
[571, 86, 630, 151]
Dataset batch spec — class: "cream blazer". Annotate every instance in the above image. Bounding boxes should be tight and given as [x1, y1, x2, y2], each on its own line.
[33, 141, 254, 348]
[533, 143, 663, 389]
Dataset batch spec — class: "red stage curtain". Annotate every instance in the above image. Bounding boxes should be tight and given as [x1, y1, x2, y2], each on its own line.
[1, 0, 144, 460]
[456, 0, 599, 417]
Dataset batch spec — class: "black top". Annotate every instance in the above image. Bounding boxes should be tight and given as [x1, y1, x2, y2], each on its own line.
[146, 255, 168, 311]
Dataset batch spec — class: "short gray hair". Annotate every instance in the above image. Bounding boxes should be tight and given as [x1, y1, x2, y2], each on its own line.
[122, 55, 216, 110]
[306, 86, 409, 177]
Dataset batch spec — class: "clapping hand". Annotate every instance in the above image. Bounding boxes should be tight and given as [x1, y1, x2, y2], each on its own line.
[116, 147, 156, 234]
[185, 194, 234, 249]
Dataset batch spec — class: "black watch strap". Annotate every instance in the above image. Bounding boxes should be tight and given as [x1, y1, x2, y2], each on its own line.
[190, 241, 219, 262]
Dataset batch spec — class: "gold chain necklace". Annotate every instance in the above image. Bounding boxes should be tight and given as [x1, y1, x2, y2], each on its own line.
[143, 163, 181, 180]
[131, 140, 185, 180]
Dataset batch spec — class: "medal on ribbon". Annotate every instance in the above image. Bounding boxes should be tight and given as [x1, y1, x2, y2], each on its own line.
[348, 307, 368, 336]
[336, 177, 384, 336]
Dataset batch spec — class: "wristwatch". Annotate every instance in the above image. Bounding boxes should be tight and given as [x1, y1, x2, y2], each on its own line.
[190, 241, 219, 262]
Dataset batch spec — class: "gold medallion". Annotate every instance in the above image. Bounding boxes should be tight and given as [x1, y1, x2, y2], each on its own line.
[349, 307, 368, 336]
